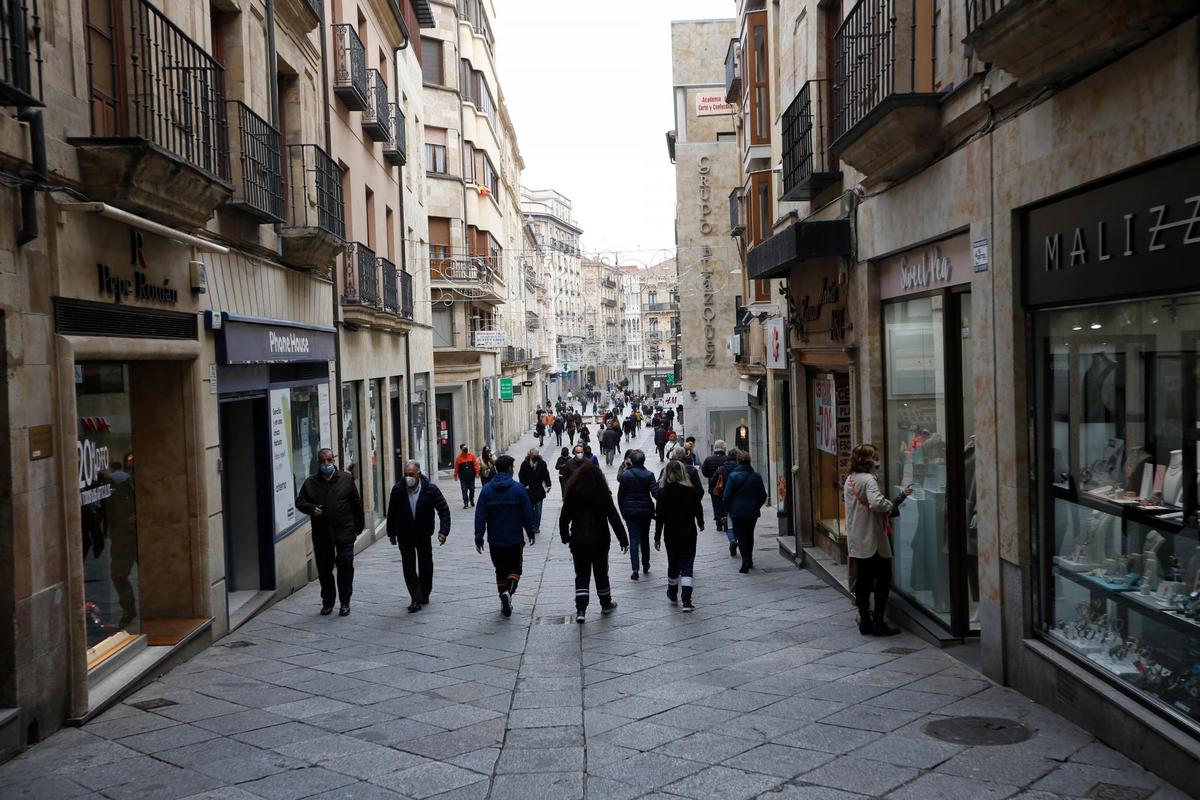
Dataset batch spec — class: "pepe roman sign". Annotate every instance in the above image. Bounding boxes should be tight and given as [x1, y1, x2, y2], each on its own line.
[1023, 148, 1200, 307]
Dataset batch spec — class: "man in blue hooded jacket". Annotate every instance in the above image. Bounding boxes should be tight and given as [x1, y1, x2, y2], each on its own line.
[475, 454, 535, 617]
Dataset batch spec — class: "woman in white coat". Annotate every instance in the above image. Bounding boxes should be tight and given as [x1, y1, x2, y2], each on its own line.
[844, 444, 911, 636]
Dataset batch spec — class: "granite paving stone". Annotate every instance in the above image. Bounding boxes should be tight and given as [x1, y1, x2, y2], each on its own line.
[0, 426, 1187, 800]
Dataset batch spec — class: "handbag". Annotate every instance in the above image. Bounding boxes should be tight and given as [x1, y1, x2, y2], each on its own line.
[847, 476, 893, 536]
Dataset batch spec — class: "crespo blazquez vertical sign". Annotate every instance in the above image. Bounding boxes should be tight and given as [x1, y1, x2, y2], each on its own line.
[699, 156, 717, 366]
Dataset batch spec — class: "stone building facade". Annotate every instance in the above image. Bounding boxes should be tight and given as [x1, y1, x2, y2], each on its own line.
[667, 19, 746, 457]
[0, 0, 434, 759]
[735, 0, 1200, 784]
[522, 188, 585, 397]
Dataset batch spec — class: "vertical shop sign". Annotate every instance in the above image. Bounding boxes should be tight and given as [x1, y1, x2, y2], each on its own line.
[815, 378, 836, 454]
[317, 383, 332, 450]
[270, 388, 296, 535]
[836, 382, 852, 482]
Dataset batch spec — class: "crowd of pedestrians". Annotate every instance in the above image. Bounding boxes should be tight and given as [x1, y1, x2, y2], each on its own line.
[294, 388, 902, 636]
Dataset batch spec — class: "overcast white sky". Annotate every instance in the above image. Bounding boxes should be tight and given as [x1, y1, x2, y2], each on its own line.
[494, 0, 734, 265]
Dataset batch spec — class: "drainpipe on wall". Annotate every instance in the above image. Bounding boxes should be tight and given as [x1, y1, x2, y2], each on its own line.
[319, 12, 344, 459]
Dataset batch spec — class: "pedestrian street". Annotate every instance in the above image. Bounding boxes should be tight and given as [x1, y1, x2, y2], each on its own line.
[0, 425, 1188, 800]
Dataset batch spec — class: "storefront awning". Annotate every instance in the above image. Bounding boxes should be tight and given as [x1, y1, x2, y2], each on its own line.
[747, 219, 852, 280]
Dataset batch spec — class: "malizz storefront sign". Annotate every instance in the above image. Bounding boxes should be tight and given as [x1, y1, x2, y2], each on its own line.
[1023, 148, 1199, 307]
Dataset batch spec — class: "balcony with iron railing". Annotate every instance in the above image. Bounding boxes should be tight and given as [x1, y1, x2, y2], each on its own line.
[0, 0, 42, 106]
[361, 69, 390, 142]
[76, 0, 232, 228]
[601, 276, 617, 289]
[781, 79, 841, 201]
[724, 38, 741, 103]
[380, 256, 399, 314]
[341, 242, 378, 311]
[964, 0, 1195, 87]
[383, 104, 406, 166]
[601, 297, 618, 308]
[647, 302, 678, 312]
[526, 311, 540, 330]
[332, 24, 368, 110]
[226, 101, 284, 223]
[281, 143, 345, 273]
[430, 257, 503, 303]
[829, 0, 942, 183]
[502, 346, 531, 366]
[729, 188, 743, 236]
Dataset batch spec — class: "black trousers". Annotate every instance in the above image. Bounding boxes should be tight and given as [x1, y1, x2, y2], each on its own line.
[459, 477, 475, 505]
[314, 535, 354, 606]
[853, 554, 892, 620]
[656, 443, 666, 461]
[709, 493, 727, 529]
[730, 516, 758, 569]
[398, 534, 433, 604]
[572, 543, 613, 611]
[490, 543, 524, 595]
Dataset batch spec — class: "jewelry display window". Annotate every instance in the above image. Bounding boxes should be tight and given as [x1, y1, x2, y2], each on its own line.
[1035, 296, 1200, 728]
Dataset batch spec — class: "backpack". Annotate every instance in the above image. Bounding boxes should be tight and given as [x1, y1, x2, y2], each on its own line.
[459, 459, 476, 480]
[713, 469, 727, 496]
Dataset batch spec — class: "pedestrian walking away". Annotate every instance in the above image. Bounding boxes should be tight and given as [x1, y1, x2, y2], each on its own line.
[559, 461, 628, 623]
[566, 417, 577, 445]
[723, 450, 768, 573]
[295, 448, 364, 617]
[616, 449, 656, 579]
[518, 448, 553, 542]
[385, 460, 452, 613]
[655, 460, 704, 611]
[601, 423, 622, 466]
[475, 455, 535, 617]
[555, 446, 573, 494]
[535, 415, 546, 447]
[453, 444, 479, 507]
[653, 423, 669, 462]
[701, 440, 731, 533]
[844, 443, 911, 636]
[712, 448, 741, 556]
[552, 415, 565, 446]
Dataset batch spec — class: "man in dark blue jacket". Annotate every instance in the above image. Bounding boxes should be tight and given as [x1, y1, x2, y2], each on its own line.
[617, 449, 656, 580]
[475, 455, 535, 617]
[387, 460, 452, 613]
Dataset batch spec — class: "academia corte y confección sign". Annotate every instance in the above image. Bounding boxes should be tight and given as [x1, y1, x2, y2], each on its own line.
[1022, 148, 1199, 308]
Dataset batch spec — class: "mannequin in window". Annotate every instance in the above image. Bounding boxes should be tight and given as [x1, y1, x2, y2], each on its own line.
[1082, 351, 1124, 426]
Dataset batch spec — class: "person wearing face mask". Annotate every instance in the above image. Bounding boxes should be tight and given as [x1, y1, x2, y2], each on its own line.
[296, 448, 365, 617]
[386, 460, 452, 613]
[453, 444, 480, 508]
[559, 445, 587, 488]
[844, 444, 912, 636]
[518, 448, 552, 542]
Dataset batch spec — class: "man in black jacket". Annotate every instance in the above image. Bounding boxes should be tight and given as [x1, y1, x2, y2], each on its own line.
[517, 448, 552, 542]
[296, 448, 365, 616]
[701, 440, 730, 532]
[600, 424, 622, 465]
[386, 460, 452, 613]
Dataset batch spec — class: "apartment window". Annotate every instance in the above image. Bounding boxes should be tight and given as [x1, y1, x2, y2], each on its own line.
[364, 186, 376, 250]
[748, 12, 770, 145]
[429, 217, 451, 261]
[459, 59, 473, 103]
[463, 142, 476, 183]
[425, 127, 448, 174]
[420, 38, 443, 85]
[385, 206, 395, 261]
[750, 171, 772, 245]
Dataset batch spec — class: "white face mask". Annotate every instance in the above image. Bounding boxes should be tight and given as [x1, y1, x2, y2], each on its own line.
[405, 475, 419, 488]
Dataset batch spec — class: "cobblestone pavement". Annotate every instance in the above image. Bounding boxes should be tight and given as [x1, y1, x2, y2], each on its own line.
[0, 425, 1189, 800]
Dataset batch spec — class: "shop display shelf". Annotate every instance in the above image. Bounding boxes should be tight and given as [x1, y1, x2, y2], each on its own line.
[1052, 483, 1192, 536]
[1058, 568, 1200, 638]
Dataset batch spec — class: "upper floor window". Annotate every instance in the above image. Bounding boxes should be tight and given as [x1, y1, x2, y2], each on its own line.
[747, 11, 770, 145]
[420, 38, 444, 85]
[425, 127, 448, 174]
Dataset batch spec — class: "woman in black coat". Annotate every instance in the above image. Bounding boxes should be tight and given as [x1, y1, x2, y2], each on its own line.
[654, 460, 705, 611]
[559, 462, 628, 623]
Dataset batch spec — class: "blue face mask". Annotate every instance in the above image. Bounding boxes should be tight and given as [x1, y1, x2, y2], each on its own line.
[319, 463, 335, 476]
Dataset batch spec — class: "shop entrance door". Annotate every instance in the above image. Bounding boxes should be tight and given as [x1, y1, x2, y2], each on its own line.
[218, 396, 275, 622]
[809, 370, 851, 556]
[436, 393, 454, 470]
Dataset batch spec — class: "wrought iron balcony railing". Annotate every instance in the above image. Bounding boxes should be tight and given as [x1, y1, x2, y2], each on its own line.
[226, 101, 283, 222]
[380, 255, 399, 314]
[431, 257, 496, 288]
[832, 0, 935, 142]
[601, 297, 618, 308]
[781, 79, 841, 201]
[601, 276, 617, 289]
[0, 0, 42, 105]
[84, 0, 229, 180]
[647, 302, 678, 312]
[332, 24, 367, 110]
[965, 0, 1007, 35]
[383, 103, 406, 166]
[285, 144, 344, 238]
[526, 311, 540, 330]
[503, 346, 531, 366]
[724, 38, 740, 103]
[342, 242, 378, 308]
[399, 269, 413, 319]
[361, 68, 390, 142]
